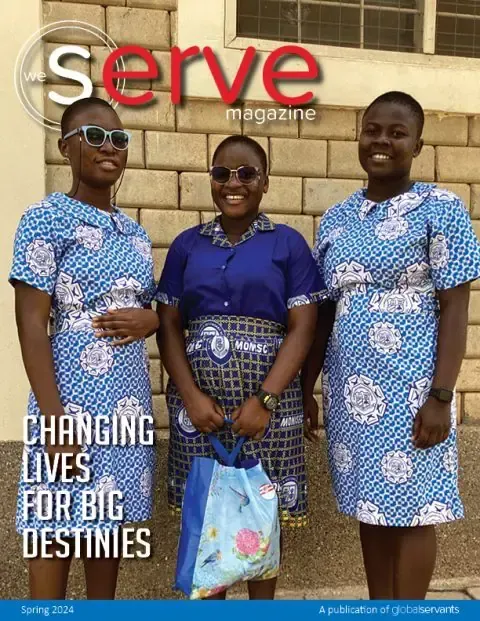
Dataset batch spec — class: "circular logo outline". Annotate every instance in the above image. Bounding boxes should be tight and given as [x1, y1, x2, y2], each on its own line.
[281, 476, 299, 510]
[177, 407, 200, 438]
[199, 320, 223, 339]
[207, 334, 231, 365]
[14, 20, 126, 131]
[259, 483, 276, 501]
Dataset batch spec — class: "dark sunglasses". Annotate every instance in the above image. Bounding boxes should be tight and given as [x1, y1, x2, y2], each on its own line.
[63, 125, 131, 151]
[209, 165, 261, 185]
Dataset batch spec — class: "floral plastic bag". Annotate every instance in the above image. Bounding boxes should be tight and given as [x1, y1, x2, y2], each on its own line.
[174, 435, 280, 599]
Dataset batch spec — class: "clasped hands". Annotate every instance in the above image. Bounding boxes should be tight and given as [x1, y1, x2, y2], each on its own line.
[91, 307, 159, 345]
[185, 389, 270, 440]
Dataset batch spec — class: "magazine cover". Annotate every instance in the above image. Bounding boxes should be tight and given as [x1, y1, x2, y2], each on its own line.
[0, 0, 480, 618]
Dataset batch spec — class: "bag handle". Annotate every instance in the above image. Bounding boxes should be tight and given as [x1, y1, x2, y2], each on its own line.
[207, 417, 246, 467]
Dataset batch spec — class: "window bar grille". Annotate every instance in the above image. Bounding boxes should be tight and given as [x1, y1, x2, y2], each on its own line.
[301, 1, 422, 51]
[435, 2, 480, 58]
[438, 12, 480, 21]
[304, 1, 419, 13]
[237, 1, 426, 53]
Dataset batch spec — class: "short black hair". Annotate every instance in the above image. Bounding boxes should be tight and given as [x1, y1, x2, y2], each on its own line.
[212, 135, 268, 175]
[60, 97, 116, 137]
[364, 91, 424, 137]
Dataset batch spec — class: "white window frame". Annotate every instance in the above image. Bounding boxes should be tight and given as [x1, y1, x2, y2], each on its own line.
[177, 0, 480, 114]
[227, 0, 480, 68]
[230, 0, 436, 56]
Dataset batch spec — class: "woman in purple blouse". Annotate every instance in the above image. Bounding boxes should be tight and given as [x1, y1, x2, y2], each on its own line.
[156, 135, 325, 599]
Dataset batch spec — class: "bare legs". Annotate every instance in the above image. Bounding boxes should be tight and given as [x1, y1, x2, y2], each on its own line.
[360, 523, 395, 599]
[204, 577, 277, 601]
[28, 535, 121, 600]
[359, 522, 437, 600]
[247, 577, 277, 599]
[82, 551, 121, 600]
[29, 541, 73, 600]
[205, 589, 227, 600]
[393, 525, 436, 599]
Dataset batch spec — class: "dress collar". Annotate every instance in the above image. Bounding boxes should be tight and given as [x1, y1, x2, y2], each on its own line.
[352, 182, 435, 221]
[199, 212, 275, 248]
[48, 192, 137, 235]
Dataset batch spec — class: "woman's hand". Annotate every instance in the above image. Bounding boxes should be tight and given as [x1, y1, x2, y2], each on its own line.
[44, 417, 83, 479]
[412, 397, 451, 449]
[185, 389, 225, 433]
[303, 393, 320, 442]
[45, 438, 83, 479]
[232, 396, 270, 440]
[92, 308, 160, 346]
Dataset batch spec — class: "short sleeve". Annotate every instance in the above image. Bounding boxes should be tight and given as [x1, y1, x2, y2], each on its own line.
[312, 219, 328, 295]
[312, 208, 339, 301]
[131, 224, 156, 306]
[9, 206, 61, 295]
[286, 229, 328, 309]
[428, 196, 480, 290]
[155, 233, 188, 307]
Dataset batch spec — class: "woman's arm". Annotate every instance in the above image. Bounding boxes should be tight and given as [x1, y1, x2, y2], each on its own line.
[15, 282, 64, 418]
[157, 304, 224, 433]
[261, 304, 318, 395]
[300, 300, 336, 440]
[14, 282, 81, 465]
[301, 300, 336, 396]
[413, 282, 470, 449]
[434, 284, 470, 387]
[232, 304, 318, 438]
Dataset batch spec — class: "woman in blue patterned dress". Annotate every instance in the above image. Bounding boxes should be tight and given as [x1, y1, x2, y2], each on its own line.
[156, 136, 324, 599]
[302, 91, 480, 599]
[9, 98, 158, 599]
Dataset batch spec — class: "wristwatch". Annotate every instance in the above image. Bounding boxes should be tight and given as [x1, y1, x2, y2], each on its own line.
[429, 388, 454, 404]
[256, 389, 280, 412]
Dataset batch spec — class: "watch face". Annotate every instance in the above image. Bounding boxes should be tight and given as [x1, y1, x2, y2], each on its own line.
[431, 389, 453, 403]
[265, 395, 279, 410]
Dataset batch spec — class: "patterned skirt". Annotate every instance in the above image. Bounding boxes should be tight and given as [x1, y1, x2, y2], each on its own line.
[167, 315, 307, 527]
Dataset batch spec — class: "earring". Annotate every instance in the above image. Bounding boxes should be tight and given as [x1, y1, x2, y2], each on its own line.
[63, 157, 70, 163]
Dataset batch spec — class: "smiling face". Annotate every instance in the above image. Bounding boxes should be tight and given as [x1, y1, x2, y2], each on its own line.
[59, 104, 128, 190]
[210, 142, 268, 220]
[358, 101, 423, 182]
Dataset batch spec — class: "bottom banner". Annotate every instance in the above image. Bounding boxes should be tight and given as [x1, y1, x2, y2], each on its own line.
[0, 600, 477, 620]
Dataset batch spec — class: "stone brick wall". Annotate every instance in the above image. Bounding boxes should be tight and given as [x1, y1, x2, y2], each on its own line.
[42, 0, 480, 431]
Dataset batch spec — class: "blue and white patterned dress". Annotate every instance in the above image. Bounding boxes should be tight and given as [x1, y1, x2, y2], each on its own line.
[9, 192, 156, 534]
[313, 182, 480, 527]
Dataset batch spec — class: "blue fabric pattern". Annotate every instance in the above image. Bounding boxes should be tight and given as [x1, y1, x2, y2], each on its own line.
[9, 193, 156, 534]
[313, 183, 480, 527]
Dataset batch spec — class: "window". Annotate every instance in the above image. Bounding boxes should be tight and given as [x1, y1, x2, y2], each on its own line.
[436, 1, 480, 58]
[236, 0, 480, 58]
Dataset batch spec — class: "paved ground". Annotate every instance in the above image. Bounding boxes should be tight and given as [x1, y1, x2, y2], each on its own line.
[228, 578, 480, 600]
